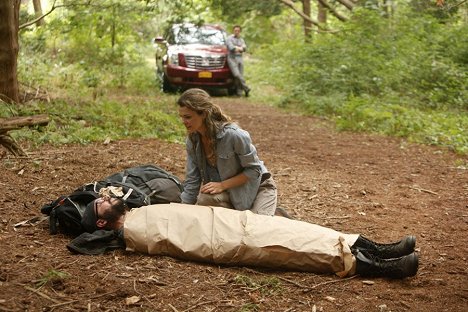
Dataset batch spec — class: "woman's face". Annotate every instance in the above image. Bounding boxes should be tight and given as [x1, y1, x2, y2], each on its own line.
[179, 106, 206, 134]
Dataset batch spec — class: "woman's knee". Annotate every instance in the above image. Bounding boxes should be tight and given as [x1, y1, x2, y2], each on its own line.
[250, 178, 277, 215]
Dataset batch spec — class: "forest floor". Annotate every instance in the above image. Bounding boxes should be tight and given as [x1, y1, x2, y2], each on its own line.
[1, 97, 467, 312]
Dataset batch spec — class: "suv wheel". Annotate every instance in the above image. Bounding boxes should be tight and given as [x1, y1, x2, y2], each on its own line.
[227, 86, 237, 96]
[162, 74, 176, 93]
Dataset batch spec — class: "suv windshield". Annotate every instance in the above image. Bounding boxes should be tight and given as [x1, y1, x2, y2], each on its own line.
[170, 25, 226, 45]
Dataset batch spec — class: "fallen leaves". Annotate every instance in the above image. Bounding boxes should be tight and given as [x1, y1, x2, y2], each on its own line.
[125, 295, 141, 305]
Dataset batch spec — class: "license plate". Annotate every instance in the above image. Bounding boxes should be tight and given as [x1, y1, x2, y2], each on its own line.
[198, 71, 212, 78]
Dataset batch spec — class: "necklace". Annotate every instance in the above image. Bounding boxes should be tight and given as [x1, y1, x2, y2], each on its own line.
[202, 137, 216, 166]
[206, 149, 216, 166]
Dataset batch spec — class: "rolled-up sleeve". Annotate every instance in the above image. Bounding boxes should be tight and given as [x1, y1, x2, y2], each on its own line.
[232, 129, 262, 181]
[216, 125, 268, 210]
[180, 140, 201, 204]
[240, 38, 247, 52]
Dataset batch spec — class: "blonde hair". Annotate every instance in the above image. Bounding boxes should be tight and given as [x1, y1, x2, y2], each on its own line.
[177, 88, 232, 149]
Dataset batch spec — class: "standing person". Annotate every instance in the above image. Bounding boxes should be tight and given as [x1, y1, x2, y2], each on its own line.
[177, 88, 276, 215]
[226, 25, 251, 97]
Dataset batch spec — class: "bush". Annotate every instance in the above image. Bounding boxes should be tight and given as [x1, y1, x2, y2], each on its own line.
[251, 8, 468, 153]
[9, 96, 185, 147]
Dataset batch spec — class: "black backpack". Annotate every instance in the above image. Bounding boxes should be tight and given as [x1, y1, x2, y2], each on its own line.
[41, 164, 183, 236]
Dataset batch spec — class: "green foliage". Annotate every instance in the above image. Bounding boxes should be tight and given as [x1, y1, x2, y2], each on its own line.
[409, 0, 461, 20]
[208, 0, 287, 48]
[9, 94, 185, 146]
[335, 96, 468, 153]
[233, 274, 282, 295]
[287, 9, 468, 110]
[210, 0, 282, 21]
[239, 303, 260, 312]
[36, 269, 69, 288]
[252, 8, 468, 154]
[14, 1, 468, 155]
[0, 102, 16, 118]
[18, 1, 162, 92]
[13, 1, 191, 147]
[248, 37, 303, 96]
[163, 0, 212, 25]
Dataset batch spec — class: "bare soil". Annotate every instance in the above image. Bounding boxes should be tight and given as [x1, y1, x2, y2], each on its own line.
[1, 98, 467, 312]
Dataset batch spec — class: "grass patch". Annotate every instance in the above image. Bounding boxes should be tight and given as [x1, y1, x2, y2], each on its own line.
[335, 96, 468, 154]
[246, 55, 285, 106]
[233, 274, 282, 296]
[267, 92, 468, 154]
[3, 92, 185, 147]
[248, 9, 468, 155]
[36, 269, 69, 288]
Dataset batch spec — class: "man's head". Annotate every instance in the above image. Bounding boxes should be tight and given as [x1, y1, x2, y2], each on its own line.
[233, 25, 241, 37]
[81, 196, 127, 233]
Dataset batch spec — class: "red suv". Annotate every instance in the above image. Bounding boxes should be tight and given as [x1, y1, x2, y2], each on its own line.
[153, 23, 235, 94]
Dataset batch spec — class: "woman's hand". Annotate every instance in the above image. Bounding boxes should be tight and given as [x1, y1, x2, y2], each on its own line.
[201, 174, 249, 194]
[200, 182, 225, 194]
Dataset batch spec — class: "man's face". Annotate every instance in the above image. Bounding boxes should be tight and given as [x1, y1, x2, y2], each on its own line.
[94, 197, 119, 219]
[94, 197, 126, 230]
[233, 27, 241, 37]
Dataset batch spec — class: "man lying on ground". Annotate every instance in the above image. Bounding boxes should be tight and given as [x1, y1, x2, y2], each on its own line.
[72, 195, 418, 279]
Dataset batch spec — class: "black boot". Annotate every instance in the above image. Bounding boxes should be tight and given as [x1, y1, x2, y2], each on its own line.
[354, 249, 419, 279]
[352, 235, 416, 259]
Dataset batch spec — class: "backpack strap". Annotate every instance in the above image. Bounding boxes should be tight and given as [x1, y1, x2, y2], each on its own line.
[48, 197, 66, 234]
[109, 181, 151, 207]
[122, 187, 134, 202]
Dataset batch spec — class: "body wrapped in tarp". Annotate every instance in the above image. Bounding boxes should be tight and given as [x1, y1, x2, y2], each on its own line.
[124, 203, 359, 277]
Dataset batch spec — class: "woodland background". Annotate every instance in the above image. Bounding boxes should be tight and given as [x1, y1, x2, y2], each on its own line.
[0, 0, 467, 155]
[0, 1, 468, 311]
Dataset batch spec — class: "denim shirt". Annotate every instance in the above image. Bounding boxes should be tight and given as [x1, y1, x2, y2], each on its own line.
[181, 123, 268, 210]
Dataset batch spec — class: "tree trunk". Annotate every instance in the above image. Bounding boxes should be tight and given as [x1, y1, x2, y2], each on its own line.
[318, 1, 328, 28]
[382, 0, 396, 18]
[32, 0, 44, 27]
[302, 0, 312, 41]
[0, 0, 20, 104]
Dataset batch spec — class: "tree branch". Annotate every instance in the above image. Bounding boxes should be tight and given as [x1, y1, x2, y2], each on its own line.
[317, 0, 349, 21]
[19, 0, 99, 29]
[447, 0, 467, 9]
[0, 133, 27, 157]
[277, 0, 325, 30]
[19, 0, 59, 29]
[0, 114, 49, 157]
[0, 115, 50, 131]
[334, 0, 355, 11]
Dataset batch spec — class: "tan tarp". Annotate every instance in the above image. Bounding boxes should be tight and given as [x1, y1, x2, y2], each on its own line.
[124, 203, 359, 277]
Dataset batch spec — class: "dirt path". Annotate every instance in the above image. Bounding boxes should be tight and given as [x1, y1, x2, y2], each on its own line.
[1, 98, 467, 311]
